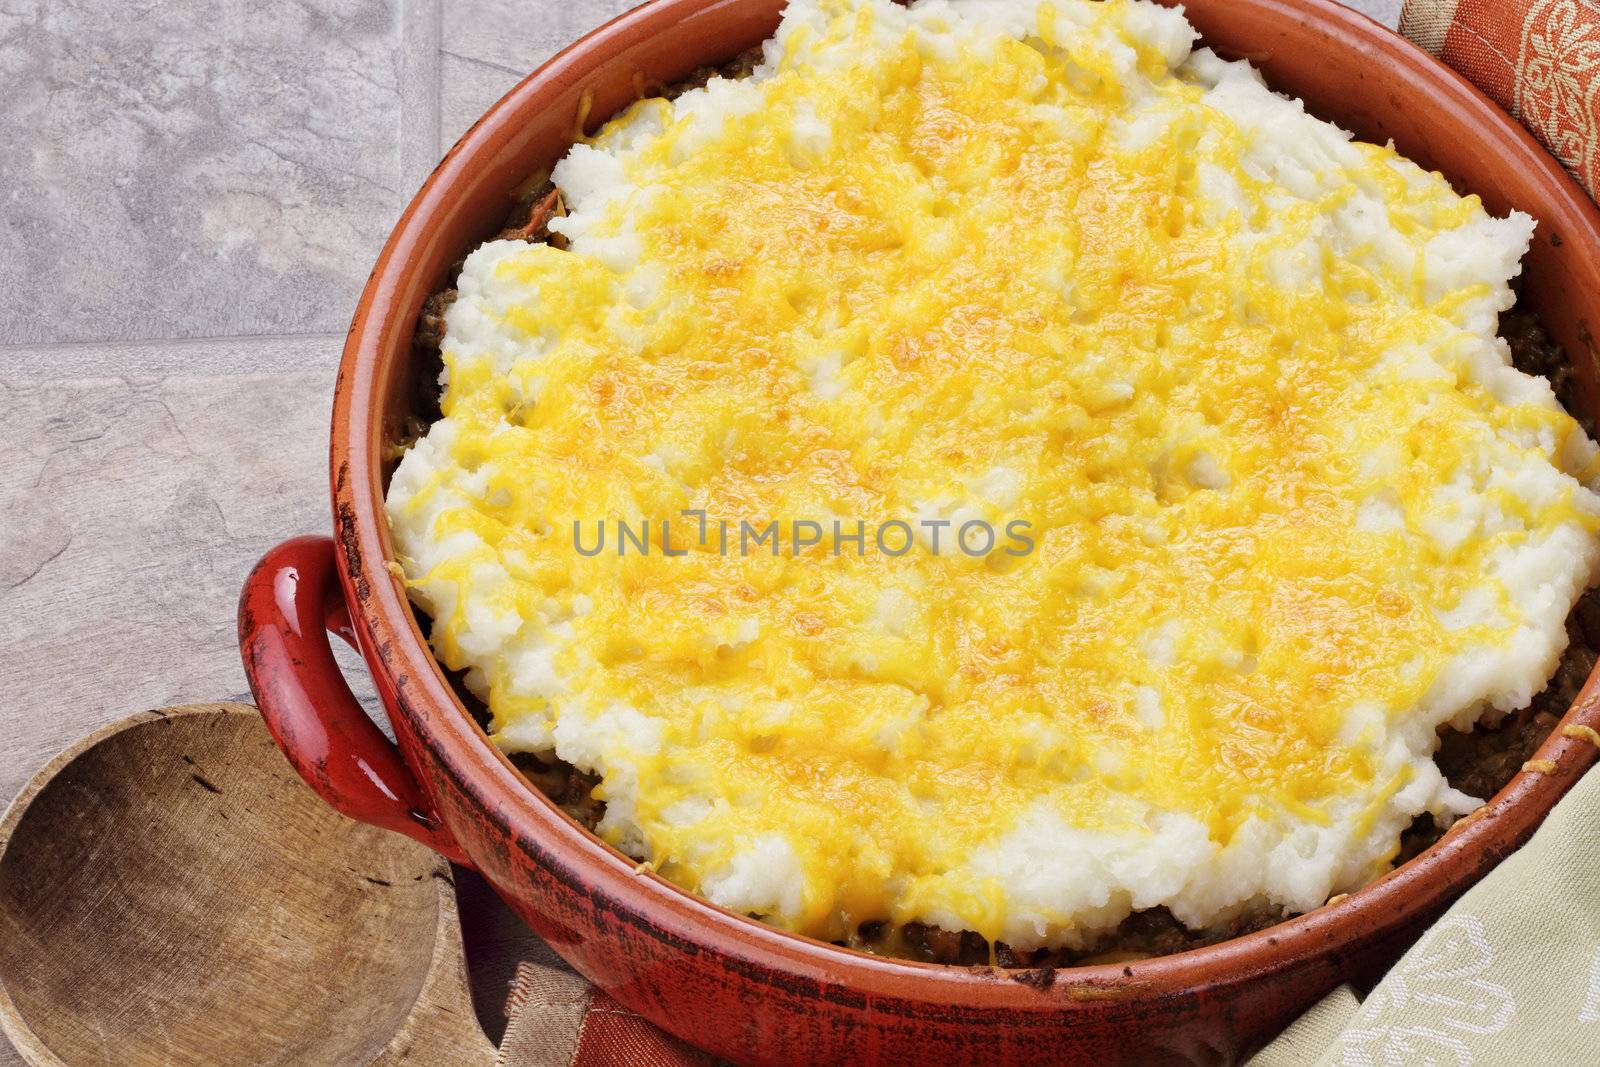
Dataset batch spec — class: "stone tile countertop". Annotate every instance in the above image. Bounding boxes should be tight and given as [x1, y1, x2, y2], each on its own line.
[0, 0, 1401, 1061]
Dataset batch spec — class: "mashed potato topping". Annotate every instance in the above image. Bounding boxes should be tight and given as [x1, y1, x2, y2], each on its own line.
[387, 0, 1600, 949]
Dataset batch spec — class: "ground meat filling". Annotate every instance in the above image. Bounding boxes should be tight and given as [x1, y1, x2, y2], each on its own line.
[397, 66, 1598, 969]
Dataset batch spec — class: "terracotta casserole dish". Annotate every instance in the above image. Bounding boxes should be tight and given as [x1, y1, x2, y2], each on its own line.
[238, 0, 1600, 1061]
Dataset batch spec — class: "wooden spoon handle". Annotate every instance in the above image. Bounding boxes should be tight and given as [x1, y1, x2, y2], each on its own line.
[239, 534, 470, 864]
[375, 868, 499, 1066]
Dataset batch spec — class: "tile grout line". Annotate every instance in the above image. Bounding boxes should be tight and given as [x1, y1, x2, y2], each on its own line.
[398, 0, 443, 195]
[1, 333, 349, 380]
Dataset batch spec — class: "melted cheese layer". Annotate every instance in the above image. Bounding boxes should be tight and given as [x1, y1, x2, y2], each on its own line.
[388, 0, 1600, 949]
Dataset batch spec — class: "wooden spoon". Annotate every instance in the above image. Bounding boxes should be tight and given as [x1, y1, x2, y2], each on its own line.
[0, 703, 495, 1066]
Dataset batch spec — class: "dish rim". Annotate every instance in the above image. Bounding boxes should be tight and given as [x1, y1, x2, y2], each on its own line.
[331, 0, 1600, 1003]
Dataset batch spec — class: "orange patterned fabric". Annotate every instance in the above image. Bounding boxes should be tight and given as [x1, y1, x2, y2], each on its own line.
[1402, 0, 1600, 199]
[497, 958, 712, 1066]
[569, 991, 715, 1067]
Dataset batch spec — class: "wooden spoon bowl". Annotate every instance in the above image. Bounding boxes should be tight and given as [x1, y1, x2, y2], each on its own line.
[0, 703, 493, 1066]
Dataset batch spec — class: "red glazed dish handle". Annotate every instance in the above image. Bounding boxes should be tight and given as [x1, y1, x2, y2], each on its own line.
[239, 534, 469, 864]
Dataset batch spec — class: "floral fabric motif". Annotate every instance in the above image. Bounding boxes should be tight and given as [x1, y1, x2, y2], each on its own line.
[1581, 944, 1600, 1023]
[1515, 0, 1600, 195]
[1331, 917, 1516, 1067]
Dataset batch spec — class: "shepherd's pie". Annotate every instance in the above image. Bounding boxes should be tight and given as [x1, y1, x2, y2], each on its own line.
[387, 0, 1600, 953]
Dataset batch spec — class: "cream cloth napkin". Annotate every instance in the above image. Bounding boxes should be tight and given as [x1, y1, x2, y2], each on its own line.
[1251, 755, 1600, 1066]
